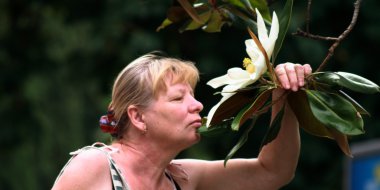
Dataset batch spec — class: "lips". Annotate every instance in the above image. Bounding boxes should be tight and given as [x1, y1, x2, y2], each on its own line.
[189, 118, 202, 128]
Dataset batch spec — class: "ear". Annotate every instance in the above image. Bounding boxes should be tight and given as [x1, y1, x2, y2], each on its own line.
[126, 105, 146, 132]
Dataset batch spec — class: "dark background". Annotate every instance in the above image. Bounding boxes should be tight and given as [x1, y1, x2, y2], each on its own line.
[1, 0, 379, 189]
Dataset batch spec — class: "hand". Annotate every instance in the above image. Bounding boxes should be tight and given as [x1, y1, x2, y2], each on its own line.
[274, 63, 312, 91]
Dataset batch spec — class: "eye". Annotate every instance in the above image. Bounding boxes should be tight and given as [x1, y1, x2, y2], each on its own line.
[171, 96, 184, 102]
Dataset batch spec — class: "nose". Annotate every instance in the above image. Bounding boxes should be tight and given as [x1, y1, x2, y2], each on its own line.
[190, 97, 203, 113]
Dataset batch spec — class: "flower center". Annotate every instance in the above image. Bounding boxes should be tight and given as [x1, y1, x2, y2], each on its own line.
[243, 58, 256, 74]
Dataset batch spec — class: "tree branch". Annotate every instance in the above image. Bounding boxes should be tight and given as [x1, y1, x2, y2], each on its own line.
[317, 0, 362, 72]
[306, 0, 312, 33]
[292, 0, 362, 72]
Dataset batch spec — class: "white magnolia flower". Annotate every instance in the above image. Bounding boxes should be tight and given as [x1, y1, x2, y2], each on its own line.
[206, 9, 279, 127]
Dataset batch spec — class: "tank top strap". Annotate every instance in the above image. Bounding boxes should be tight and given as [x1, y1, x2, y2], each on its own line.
[53, 142, 130, 190]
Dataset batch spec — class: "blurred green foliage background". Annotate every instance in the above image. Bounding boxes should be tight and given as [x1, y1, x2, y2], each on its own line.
[1, 0, 379, 189]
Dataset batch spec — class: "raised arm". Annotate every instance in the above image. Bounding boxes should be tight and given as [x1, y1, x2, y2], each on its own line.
[174, 63, 312, 190]
[257, 63, 312, 184]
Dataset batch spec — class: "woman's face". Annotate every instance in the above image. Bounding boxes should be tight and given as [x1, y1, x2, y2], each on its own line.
[143, 81, 204, 149]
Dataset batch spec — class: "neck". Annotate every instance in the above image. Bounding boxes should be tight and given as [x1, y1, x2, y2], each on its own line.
[111, 138, 178, 187]
[113, 140, 176, 175]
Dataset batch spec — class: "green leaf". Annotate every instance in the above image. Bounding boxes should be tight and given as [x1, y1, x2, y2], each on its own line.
[313, 71, 380, 94]
[288, 91, 334, 138]
[306, 90, 364, 135]
[224, 115, 258, 167]
[248, 0, 271, 22]
[338, 90, 370, 115]
[177, 0, 204, 24]
[198, 117, 234, 137]
[272, 0, 293, 63]
[156, 18, 173, 32]
[224, 0, 270, 21]
[335, 72, 380, 94]
[260, 104, 285, 149]
[288, 91, 352, 156]
[179, 10, 212, 32]
[223, 5, 257, 30]
[231, 89, 272, 130]
[203, 10, 227, 33]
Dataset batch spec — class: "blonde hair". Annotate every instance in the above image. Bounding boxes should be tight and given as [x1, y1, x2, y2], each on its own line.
[109, 53, 199, 138]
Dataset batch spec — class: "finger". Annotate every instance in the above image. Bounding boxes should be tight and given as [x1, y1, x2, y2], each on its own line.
[285, 63, 298, 91]
[303, 64, 312, 76]
[295, 64, 305, 87]
[275, 64, 290, 89]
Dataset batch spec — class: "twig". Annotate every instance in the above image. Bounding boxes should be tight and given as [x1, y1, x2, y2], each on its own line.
[306, 0, 312, 33]
[292, 0, 362, 72]
[317, 0, 362, 72]
[293, 29, 339, 41]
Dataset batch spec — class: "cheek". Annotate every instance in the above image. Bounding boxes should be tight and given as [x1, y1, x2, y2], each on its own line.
[171, 109, 188, 122]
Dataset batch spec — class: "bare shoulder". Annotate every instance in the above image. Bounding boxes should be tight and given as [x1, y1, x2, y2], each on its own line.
[52, 148, 111, 190]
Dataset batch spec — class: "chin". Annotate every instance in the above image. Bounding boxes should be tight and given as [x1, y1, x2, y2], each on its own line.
[191, 134, 201, 144]
[182, 135, 201, 149]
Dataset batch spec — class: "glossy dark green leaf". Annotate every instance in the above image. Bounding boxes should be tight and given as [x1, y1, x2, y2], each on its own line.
[231, 89, 272, 130]
[224, 115, 258, 166]
[198, 117, 234, 137]
[338, 90, 370, 115]
[335, 72, 380, 94]
[288, 91, 352, 156]
[287, 91, 334, 138]
[272, 0, 293, 63]
[313, 71, 380, 94]
[248, 0, 271, 22]
[260, 104, 284, 149]
[306, 90, 364, 135]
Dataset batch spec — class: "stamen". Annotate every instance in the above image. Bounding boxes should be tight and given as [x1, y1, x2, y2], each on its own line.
[243, 58, 256, 74]
[243, 58, 251, 68]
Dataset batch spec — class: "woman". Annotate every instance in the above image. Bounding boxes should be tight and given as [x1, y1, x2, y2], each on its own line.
[52, 53, 312, 190]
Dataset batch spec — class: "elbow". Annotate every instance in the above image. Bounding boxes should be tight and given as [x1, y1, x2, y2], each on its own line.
[279, 171, 296, 186]
[269, 169, 296, 189]
[260, 161, 297, 189]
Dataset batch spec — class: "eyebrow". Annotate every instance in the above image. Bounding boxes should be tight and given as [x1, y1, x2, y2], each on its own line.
[177, 86, 194, 96]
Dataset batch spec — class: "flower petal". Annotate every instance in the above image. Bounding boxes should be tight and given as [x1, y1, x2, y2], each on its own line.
[221, 79, 252, 95]
[253, 55, 267, 74]
[245, 40, 261, 61]
[269, 11, 279, 46]
[206, 77, 256, 127]
[256, 8, 269, 48]
[207, 68, 251, 89]
[227, 68, 250, 80]
[255, 9, 279, 57]
[207, 74, 232, 89]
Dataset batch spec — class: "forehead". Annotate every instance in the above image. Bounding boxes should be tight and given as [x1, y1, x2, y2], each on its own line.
[159, 81, 194, 96]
